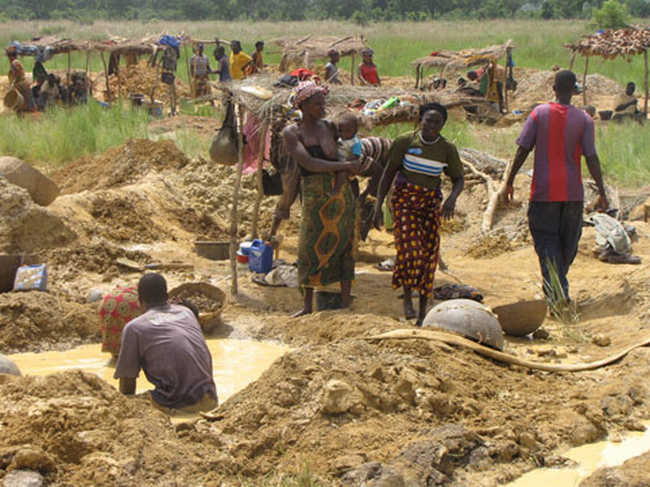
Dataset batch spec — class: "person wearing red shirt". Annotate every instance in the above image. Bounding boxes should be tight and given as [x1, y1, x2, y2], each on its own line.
[505, 70, 608, 306]
[358, 48, 380, 86]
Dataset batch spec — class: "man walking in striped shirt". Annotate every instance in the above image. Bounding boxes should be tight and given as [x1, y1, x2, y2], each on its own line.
[505, 70, 609, 305]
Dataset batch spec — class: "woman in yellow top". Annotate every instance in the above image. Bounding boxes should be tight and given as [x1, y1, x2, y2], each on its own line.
[6, 46, 36, 113]
[229, 41, 253, 80]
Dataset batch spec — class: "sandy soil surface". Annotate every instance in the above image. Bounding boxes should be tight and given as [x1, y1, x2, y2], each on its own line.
[0, 67, 649, 486]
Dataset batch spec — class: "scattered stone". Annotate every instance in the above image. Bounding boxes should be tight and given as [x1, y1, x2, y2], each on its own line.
[3, 470, 46, 487]
[536, 348, 557, 357]
[321, 380, 355, 415]
[571, 418, 603, 446]
[519, 431, 537, 450]
[0, 157, 60, 206]
[9, 448, 55, 473]
[86, 289, 104, 304]
[0, 354, 21, 376]
[567, 345, 580, 354]
[592, 334, 612, 347]
[532, 328, 550, 339]
[332, 454, 367, 476]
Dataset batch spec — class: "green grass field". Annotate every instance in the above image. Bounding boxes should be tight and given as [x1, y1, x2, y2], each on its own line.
[1, 19, 648, 186]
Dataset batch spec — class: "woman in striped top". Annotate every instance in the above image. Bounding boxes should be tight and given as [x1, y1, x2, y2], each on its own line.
[373, 103, 465, 326]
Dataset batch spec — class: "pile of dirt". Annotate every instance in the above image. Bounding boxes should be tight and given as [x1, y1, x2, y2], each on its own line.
[52, 139, 190, 194]
[180, 157, 300, 237]
[0, 292, 99, 353]
[0, 371, 224, 486]
[463, 221, 530, 259]
[96, 60, 191, 107]
[193, 336, 650, 485]
[512, 68, 622, 110]
[43, 242, 151, 279]
[0, 179, 76, 253]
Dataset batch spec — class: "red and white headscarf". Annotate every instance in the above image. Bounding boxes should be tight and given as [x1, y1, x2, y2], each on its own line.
[293, 81, 329, 108]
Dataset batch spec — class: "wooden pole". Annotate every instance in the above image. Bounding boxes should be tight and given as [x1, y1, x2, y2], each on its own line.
[643, 49, 648, 117]
[66, 51, 71, 88]
[503, 51, 509, 113]
[230, 103, 245, 296]
[183, 44, 193, 101]
[85, 50, 90, 101]
[350, 53, 355, 86]
[568, 51, 577, 71]
[583, 56, 589, 107]
[415, 64, 420, 89]
[100, 52, 111, 103]
[251, 121, 270, 239]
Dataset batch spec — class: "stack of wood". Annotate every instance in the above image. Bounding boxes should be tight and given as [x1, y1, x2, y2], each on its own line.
[565, 27, 650, 60]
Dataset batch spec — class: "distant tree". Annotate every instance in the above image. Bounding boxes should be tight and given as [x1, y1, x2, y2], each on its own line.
[181, 0, 213, 19]
[592, 0, 630, 28]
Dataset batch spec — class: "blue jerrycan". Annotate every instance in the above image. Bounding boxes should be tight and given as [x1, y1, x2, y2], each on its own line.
[248, 239, 273, 273]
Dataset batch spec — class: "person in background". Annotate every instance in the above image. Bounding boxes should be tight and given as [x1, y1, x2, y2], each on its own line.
[325, 49, 342, 85]
[6, 45, 36, 113]
[373, 103, 464, 326]
[114, 273, 218, 413]
[505, 70, 609, 307]
[229, 40, 253, 81]
[358, 48, 380, 86]
[32, 75, 46, 109]
[99, 287, 142, 359]
[39, 73, 62, 109]
[189, 43, 212, 97]
[612, 82, 641, 122]
[213, 45, 232, 83]
[251, 41, 265, 73]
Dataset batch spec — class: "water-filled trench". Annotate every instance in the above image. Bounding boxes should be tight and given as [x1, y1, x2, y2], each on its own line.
[504, 423, 650, 486]
[10, 338, 289, 404]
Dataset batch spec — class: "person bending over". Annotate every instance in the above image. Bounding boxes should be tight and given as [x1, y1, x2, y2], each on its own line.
[114, 273, 218, 413]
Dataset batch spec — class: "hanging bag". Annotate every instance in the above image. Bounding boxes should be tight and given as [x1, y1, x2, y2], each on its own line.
[209, 97, 239, 166]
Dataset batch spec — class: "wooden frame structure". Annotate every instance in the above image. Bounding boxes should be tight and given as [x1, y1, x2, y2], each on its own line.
[411, 40, 514, 89]
[565, 26, 650, 112]
[269, 35, 369, 85]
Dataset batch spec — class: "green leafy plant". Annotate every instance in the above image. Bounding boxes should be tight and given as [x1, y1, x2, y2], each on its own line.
[592, 0, 630, 29]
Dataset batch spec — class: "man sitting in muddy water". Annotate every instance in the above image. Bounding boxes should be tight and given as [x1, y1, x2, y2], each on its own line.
[505, 70, 609, 308]
[114, 273, 218, 413]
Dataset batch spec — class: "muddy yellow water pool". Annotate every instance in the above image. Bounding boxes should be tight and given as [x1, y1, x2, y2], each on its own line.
[10, 339, 289, 403]
[504, 423, 650, 486]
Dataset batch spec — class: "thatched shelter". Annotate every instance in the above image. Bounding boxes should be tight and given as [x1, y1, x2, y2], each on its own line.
[26, 36, 90, 55]
[411, 39, 514, 88]
[565, 26, 650, 112]
[269, 35, 369, 83]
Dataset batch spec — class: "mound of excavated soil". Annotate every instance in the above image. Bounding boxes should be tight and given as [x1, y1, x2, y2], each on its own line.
[180, 157, 300, 237]
[193, 336, 650, 485]
[580, 451, 650, 487]
[0, 179, 76, 254]
[43, 243, 151, 280]
[0, 371, 222, 487]
[512, 68, 622, 110]
[94, 60, 191, 107]
[0, 292, 99, 353]
[52, 139, 190, 194]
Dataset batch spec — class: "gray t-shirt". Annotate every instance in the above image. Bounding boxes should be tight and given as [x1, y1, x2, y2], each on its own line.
[114, 303, 217, 408]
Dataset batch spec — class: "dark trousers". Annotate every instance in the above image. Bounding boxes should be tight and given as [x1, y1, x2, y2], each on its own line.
[528, 201, 583, 302]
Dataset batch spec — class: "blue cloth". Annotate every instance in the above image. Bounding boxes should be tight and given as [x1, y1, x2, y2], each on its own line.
[159, 35, 181, 49]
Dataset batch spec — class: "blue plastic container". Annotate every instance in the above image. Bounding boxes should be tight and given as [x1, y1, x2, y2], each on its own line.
[248, 239, 273, 274]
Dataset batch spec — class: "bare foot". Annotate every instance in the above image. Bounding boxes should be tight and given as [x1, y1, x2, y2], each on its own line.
[291, 308, 312, 318]
[403, 301, 416, 320]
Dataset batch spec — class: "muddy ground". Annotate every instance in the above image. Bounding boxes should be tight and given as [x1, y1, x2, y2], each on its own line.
[1, 69, 649, 486]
